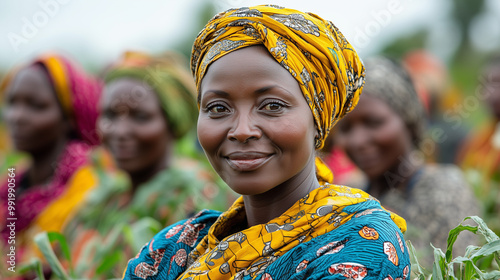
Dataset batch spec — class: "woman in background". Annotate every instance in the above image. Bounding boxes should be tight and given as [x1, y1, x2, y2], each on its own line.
[0, 53, 101, 274]
[63, 51, 234, 278]
[336, 57, 480, 268]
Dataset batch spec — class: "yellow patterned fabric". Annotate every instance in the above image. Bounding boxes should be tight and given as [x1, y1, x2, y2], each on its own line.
[191, 5, 365, 150]
[20, 165, 98, 262]
[124, 184, 410, 279]
[174, 184, 406, 280]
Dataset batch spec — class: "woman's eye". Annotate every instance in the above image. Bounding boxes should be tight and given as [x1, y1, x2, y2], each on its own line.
[366, 117, 384, 128]
[29, 100, 48, 111]
[102, 111, 116, 119]
[208, 104, 229, 114]
[338, 123, 351, 133]
[264, 103, 282, 111]
[133, 112, 151, 121]
[261, 101, 286, 112]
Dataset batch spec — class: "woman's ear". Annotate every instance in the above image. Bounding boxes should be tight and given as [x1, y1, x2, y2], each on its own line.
[313, 126, 321, 149]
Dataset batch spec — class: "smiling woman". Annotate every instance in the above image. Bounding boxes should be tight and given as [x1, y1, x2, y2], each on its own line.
[336, 56, 481, 268]
[123, 5, 411, 280]
[0, 53, 101, 272]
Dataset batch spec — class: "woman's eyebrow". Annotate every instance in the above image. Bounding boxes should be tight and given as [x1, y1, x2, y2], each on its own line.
[200, 90, 229, 99]
[199, 90, 229, 104]
[203, 90, 229, 96]
[254, 85, 293, 96]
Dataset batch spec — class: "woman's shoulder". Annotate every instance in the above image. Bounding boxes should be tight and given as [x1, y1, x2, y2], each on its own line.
[268, 203, 411, 279]
[412, 163, 480, 214]
[417, 163, 470, 190]
[123, 210, 222, 280]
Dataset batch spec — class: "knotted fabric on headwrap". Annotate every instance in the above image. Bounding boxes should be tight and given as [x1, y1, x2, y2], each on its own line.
[105, 51, 198, 139]
[191, 5, 365, 150]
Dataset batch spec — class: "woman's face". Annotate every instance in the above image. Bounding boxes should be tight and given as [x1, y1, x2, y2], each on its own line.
[483, 65, 500, 119]
[335, 94, 413, 180]
[198, 46, 317, 195]
[4, 65, 68, 154]
[98, 78, 171, 174]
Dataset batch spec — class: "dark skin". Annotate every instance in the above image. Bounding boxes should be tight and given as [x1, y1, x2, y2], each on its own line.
[4, 65, 72, 189]
[198, 46, 320, 227]
[98, 78, 173, 190]
[336, 94, 419, 197]
[483, 64, 500, 120]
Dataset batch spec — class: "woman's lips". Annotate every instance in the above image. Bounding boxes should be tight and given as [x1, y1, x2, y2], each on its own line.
[110, 144, 137, 160]
[225, 152, 273, 172]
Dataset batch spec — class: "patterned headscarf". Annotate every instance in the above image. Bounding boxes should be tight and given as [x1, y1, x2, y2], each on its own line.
[34, 54, 102, 145]
[105, 51, 198, 139]
[363, 57, 426, 147]
[191, 5, 365, 150]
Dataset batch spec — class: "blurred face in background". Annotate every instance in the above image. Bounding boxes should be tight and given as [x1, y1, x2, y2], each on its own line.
[98, 78, 172, 175]
[4, 65, 69, 154]
[483, 64, 500, 120]
[335, 94, 413, 180]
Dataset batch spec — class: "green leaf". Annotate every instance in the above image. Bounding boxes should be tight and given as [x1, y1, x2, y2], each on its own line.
[450, 257, 500, 280]
[125, 217, 162, 252]
[18, 258, 45, 280]
[96, 250, 122, 275]
[34, 232, 70, 280]
[465, 216, 500, 268]
[46, 232, 73, 276]
[470, 239, 500, 263]
[465, 216, 499, 243]
[431, 245, 446, 280]
[406, 240, 429, 279]
[445, 224, 478, 262]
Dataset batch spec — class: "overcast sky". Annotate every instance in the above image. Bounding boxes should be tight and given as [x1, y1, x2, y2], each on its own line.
[1, 0, 499, 72]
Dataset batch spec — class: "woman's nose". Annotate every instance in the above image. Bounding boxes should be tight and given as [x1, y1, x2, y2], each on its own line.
[5, 104, 28, 126]
[227, 114, 262, 143]
[345, 126, 370, 150]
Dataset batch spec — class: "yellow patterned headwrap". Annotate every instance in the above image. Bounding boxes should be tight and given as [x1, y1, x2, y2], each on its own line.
[191, 5, 365, 150]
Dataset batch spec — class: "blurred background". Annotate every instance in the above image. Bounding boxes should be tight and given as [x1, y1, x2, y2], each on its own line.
[1, 1, 500, 276]
[1, 0, 500, 135]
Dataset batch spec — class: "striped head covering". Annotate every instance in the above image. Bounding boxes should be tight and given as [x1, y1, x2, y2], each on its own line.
[191, 5, 365, 150]
[1, 53, 102, 145]
[35, 54, 102, 145]
[105, 51, 198, 139]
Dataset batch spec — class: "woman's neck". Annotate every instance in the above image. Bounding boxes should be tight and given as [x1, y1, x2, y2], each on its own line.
[27, 138, 68, 187]
[129, 164, 165, 191]
[243, 154, 320, 227]
[128, 147, 172, 192]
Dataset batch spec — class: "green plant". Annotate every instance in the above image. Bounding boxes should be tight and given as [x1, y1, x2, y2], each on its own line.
[22, 217, 161, 280]
[408, 216, 500, 279]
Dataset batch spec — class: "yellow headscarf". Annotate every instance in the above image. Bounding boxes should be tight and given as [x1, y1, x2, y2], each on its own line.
[191, 5, 365, 150]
